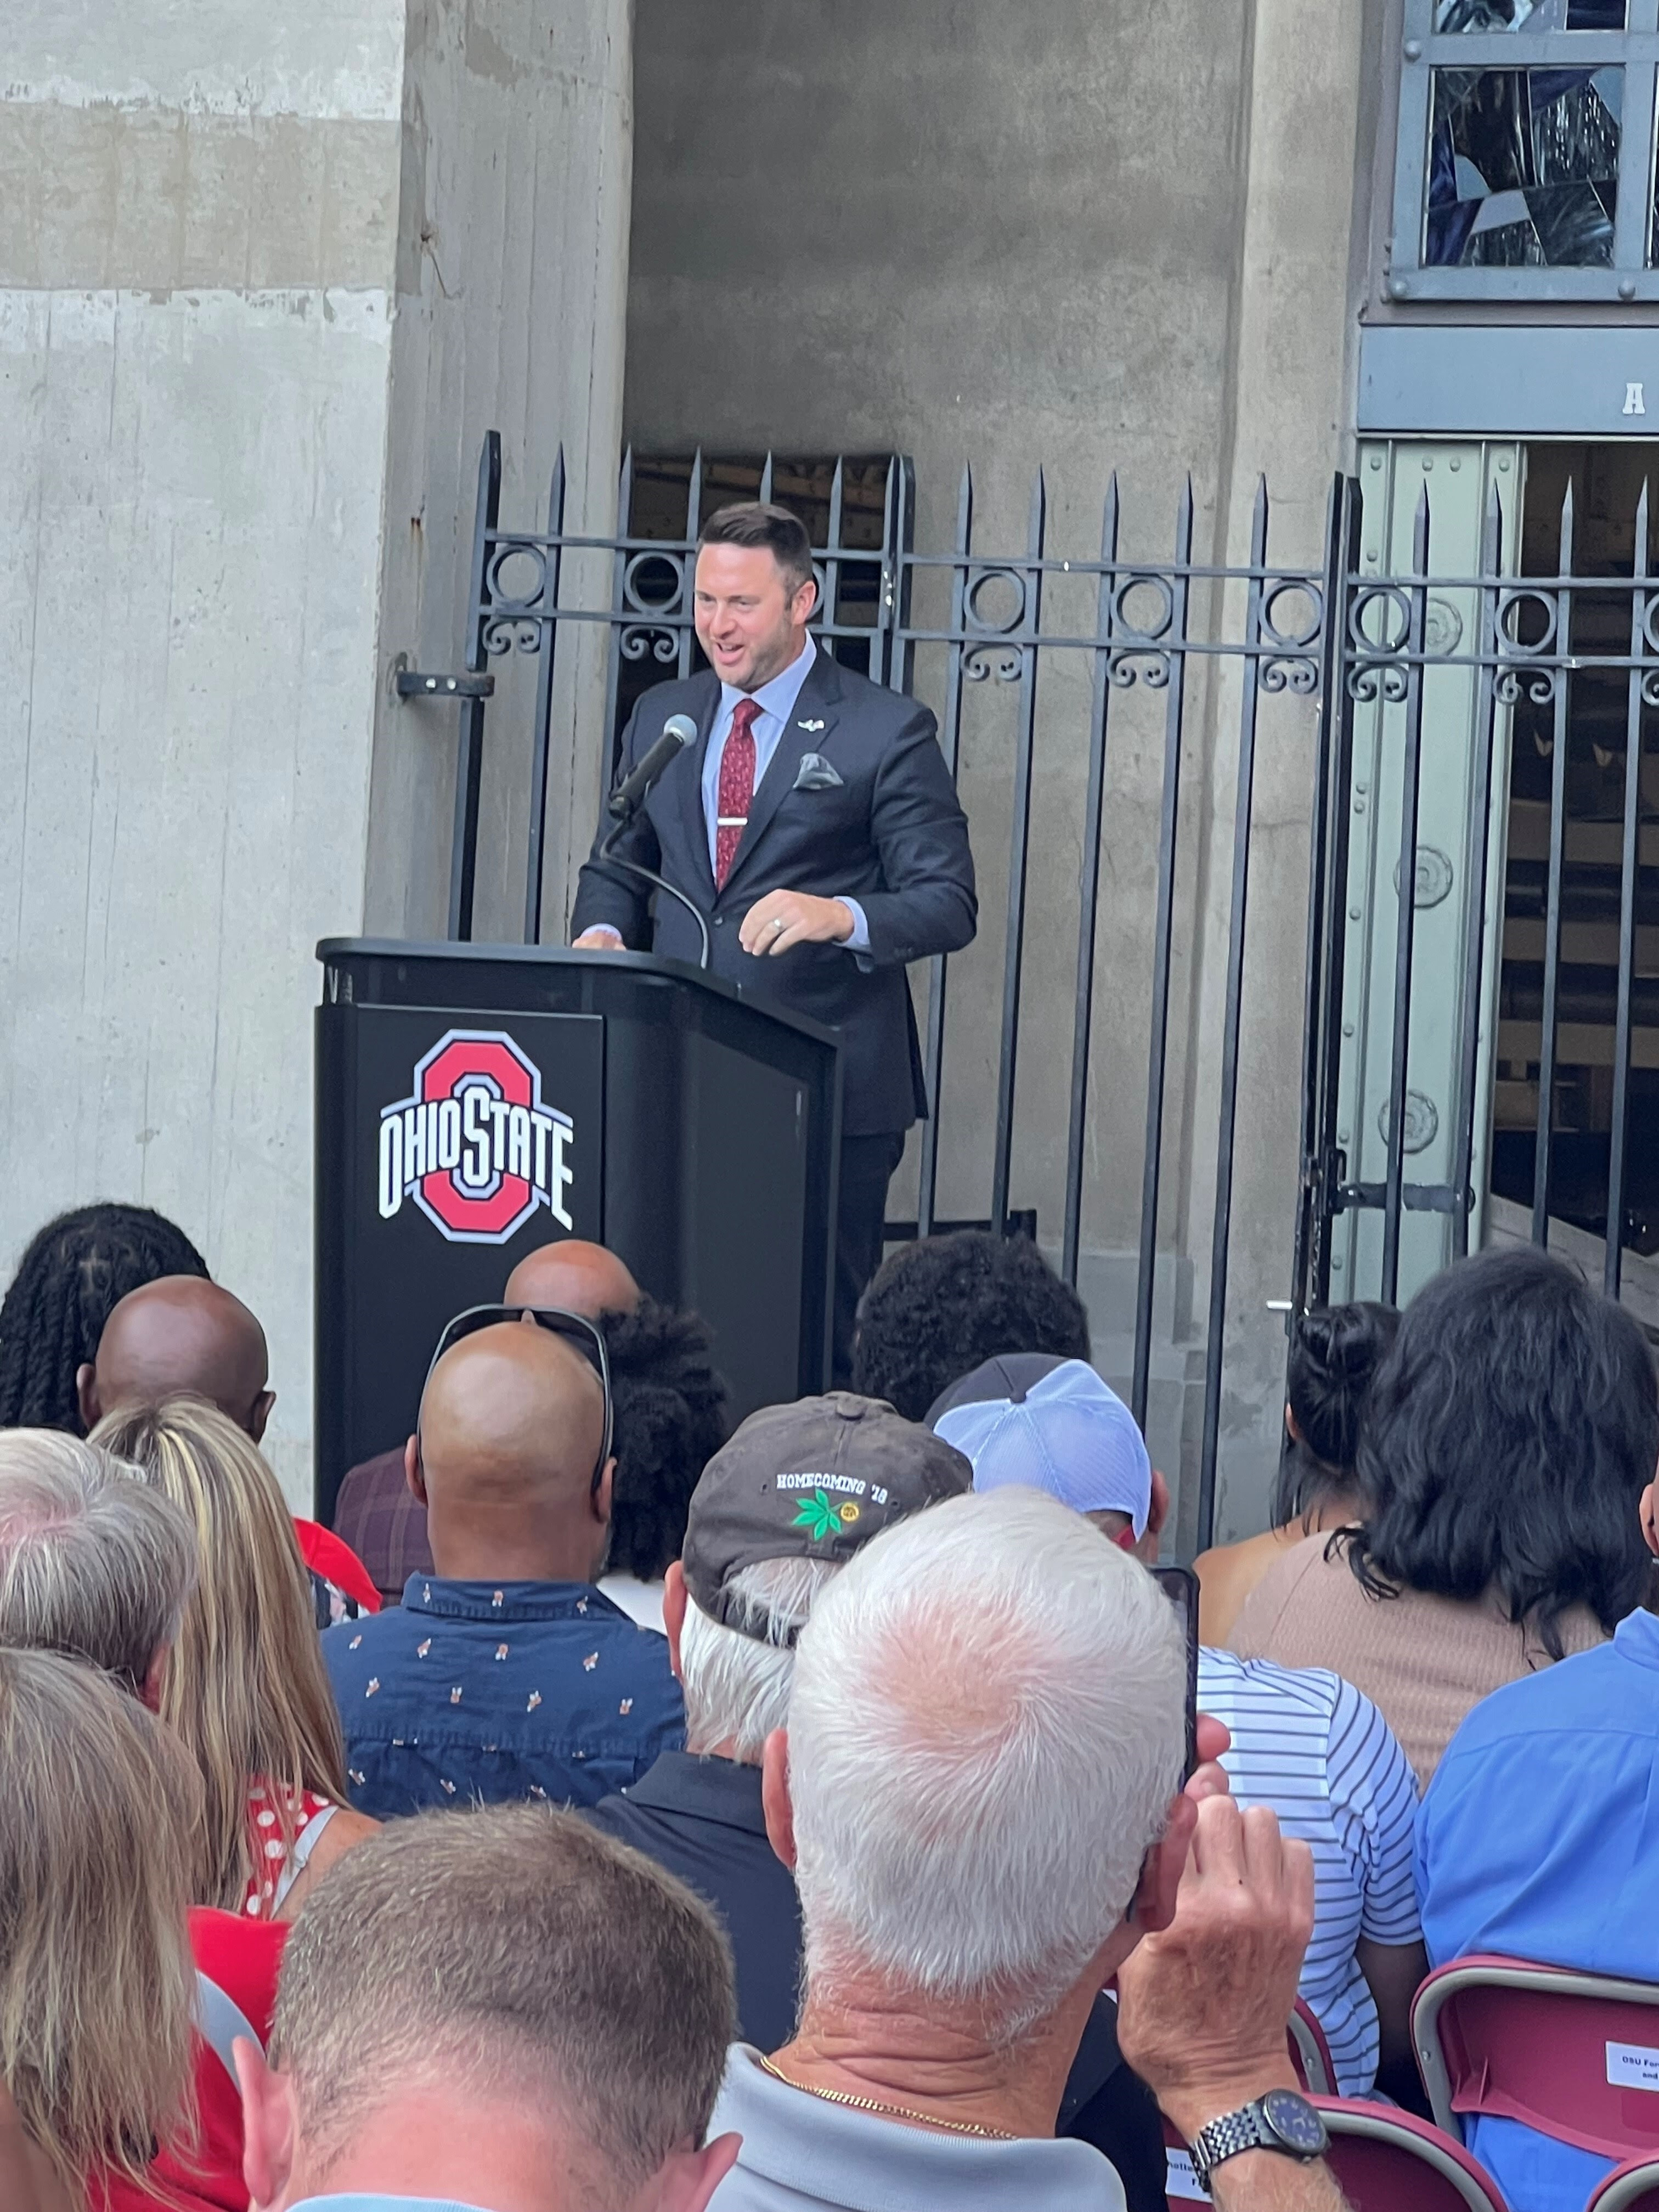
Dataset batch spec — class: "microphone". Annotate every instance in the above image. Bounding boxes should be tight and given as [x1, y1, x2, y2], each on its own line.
[595, 711, 710, 969]
[607, 713, 697, 822]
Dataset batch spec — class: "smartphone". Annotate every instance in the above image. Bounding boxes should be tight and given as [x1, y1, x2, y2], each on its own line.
[1149, 1565, 1200, 1782]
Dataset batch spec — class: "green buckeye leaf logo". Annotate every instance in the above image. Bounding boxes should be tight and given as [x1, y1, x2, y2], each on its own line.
[791, 1488, 860, 1542]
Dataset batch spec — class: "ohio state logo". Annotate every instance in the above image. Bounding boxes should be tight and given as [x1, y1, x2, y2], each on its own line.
[377, 1029, 574, 1244]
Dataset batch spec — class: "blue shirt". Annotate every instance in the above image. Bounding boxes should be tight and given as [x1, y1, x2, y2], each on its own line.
[1417, 1607, 1659, 2212]
[323, 1576, 684, 1819]
[291, 2200, 492, 2212]
[1198, 1649, 1421, 2095]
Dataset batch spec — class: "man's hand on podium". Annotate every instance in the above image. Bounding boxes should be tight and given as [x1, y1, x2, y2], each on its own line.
[573, 926, 626, 950]
[740, 891, 855, 956]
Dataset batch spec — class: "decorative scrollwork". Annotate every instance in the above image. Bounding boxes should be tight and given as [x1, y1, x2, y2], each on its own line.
[1641, 590, 1659, 658]
[1261, 579, 1324, 653]
[964, 643, 1022, 683]
[486, 541, 549, 614]
[622, 551, 687, 620]
[482, 617, 541, 657]
[1107, 648, 1171, 690]
[966, 566, 1028, 636]
[619, 625, 680, 664]
[1260, 655, 1319, 694]
[1348, 584, 1412, 657]
[1641, 667, 1659, 708]
[1113, 573, 1176, 643]
[1494, 667, 1560, 706]
[1496, 585, 1559, 658]
[1347, 661, 1409, 703]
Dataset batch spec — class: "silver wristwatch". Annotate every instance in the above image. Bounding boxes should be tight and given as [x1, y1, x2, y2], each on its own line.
[1188, 2087, 1329, 2190]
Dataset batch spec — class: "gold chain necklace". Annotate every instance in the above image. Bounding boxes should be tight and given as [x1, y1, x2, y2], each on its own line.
[757, 2052, 1018, 2141]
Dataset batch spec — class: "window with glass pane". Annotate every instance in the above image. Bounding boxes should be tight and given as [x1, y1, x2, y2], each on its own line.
[1436, 0, 1626, 26]
[1425, 66, 1622, 263]
[1394, 0, 1659, 297]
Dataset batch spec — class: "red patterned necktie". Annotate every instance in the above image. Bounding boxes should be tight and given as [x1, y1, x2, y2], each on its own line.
[715, 697, 760, 890]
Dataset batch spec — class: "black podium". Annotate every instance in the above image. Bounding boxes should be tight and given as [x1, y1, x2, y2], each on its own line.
[313, 940, 842, 1522]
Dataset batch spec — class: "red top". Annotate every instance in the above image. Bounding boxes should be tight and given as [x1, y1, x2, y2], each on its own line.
[94, 1908, 287, 2212]
[241, 1783, 338, 1920]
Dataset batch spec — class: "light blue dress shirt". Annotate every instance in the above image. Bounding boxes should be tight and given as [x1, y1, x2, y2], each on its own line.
[1417, 1607, 1659, 2212]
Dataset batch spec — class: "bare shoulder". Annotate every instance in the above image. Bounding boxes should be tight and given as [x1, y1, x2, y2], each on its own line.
[1226, 1528, 1346, 1656]
[277, 1804, 380, 1919]
[1194, 1526, 1293, 1646]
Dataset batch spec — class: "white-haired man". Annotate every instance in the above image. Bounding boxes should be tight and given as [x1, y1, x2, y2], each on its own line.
[587, 1393, 1171, 2209]
[707, 1488, 1346, 2211]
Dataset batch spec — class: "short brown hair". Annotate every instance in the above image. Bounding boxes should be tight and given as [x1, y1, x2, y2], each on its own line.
[698, 501, 815, 595]
[273, 1805, 735, 2187]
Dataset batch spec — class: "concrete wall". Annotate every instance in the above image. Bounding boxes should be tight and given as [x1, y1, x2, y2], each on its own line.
[0, 2, 403, 1501]
[625, 0, 1370, 1538]
[1, 0, 633, 1504]
[363, 0, 634, 949]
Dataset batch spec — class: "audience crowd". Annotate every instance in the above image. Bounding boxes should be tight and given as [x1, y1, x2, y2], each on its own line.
[0, 1193, 1654, 2212]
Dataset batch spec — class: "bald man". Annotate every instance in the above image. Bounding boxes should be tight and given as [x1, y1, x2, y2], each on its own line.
[77, 1275, 275, 1440]
[332, 1240, 646, 1602]
[321, 1317, 684, 1820]
[503, 1238, 641, 1319]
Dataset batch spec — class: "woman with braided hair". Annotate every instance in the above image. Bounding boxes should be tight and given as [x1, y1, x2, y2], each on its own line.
[0, 1204, 208, 1434]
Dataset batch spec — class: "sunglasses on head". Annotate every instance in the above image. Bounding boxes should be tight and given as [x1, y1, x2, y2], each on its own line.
[426, 1305, 614, 1494]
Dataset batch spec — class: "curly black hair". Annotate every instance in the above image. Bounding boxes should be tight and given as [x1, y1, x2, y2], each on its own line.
[849, 1230, 1092, 1424]
[1272, 1301, 1400, 1525]
[0, 1203, 210, 1435]
[1346, 1244, 1659, 1656]
[604, 1296, 729, 1580]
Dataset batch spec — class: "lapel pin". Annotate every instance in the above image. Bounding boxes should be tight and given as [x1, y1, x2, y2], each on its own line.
[798, 718, 826, 732]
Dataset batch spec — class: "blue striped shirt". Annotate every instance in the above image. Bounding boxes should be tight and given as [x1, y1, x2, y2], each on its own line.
[1198, 1647, 1423, 2095]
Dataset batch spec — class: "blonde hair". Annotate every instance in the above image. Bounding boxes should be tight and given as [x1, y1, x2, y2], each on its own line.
[0, 1647, 197, 2197]
[92, 1397, 348, 1912]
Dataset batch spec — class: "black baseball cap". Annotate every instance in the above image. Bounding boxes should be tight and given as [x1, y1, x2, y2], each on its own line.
[682, 1392, 972, 1643]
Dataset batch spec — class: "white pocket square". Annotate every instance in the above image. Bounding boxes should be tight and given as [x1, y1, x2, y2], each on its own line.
[793, 752, 843, 791]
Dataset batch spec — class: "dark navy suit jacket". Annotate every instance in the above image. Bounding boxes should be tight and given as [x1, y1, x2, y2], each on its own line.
[569, 652, 976, 1136]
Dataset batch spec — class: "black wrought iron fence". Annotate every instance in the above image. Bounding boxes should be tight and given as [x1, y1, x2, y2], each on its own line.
[415, 432, 1659, 1548]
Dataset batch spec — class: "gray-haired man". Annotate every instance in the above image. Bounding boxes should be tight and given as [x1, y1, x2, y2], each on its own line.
[585, 1394, 1172, 2211]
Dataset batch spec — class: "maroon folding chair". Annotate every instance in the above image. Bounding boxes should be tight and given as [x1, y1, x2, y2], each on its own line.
[1165, 2100, 1508, 2209]
[1413, 1955, 1659, 2164]
[1313, 2098, 1512, 2212]
[1585, 2156, 1659, 2211]
[1289, 1997, 1337, 2095]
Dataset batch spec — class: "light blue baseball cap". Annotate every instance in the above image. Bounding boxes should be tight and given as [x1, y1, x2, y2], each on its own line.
[930, 1354, 1152, 1537]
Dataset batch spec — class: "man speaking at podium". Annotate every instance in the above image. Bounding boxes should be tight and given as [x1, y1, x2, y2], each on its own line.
[571, 501, 977, 1381]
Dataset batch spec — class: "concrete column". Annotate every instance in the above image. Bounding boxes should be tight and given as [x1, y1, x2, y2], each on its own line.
[364, 0, 634, 949]
[0, 0, 631, 1503]
[1178, 0, 1369, 1543]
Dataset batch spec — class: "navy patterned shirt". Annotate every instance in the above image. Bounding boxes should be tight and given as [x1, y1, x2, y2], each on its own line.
[322, 1576, 684, 1820]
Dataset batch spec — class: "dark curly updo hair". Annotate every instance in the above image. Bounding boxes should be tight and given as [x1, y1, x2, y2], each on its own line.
[1345, 1245, 1659, 1657]
[605, 1297, 729, 1581]
[850, 1230, 1091, 1425]
[1272, 1302, 1400, 1526]
[0, 1204, 209, 1435]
